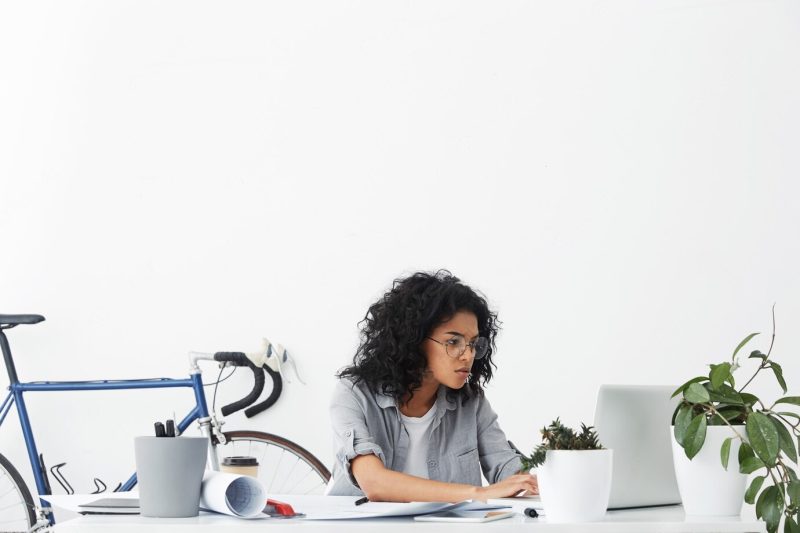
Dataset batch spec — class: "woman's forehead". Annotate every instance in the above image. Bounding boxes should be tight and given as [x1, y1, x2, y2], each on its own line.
[431, 310, 479, 336]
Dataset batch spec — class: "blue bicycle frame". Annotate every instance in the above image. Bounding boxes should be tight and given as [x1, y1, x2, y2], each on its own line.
[0, 327, 213, 525]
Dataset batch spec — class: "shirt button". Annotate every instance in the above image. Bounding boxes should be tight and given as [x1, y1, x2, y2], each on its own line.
[428, 460, 437, 467]
[344, 430, 352, 437]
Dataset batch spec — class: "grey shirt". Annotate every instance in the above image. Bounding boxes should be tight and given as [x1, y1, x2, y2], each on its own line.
[327, 377, 523, 496]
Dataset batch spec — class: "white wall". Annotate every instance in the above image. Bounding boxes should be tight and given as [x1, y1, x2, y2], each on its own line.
[1, 0, 799, 496]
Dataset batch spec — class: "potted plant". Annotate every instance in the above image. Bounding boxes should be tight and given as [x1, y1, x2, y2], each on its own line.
[521, 419, 612, 522]
[671, 310, 800, 533]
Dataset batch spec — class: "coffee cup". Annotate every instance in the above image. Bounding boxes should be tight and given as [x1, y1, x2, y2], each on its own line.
[220, 456, 259, 478]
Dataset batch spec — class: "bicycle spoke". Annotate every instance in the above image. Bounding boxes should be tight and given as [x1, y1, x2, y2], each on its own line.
[268, 449, 287, 493]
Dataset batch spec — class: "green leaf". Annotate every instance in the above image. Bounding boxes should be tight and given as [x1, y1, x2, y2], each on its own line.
[717, 408, 746, 423]
[770, 362, 788, 394]
[788, 480, 800, 506]
[749, 349, 767, 360]
[733, 332, 760, 361]
[741, 392, 760, 407]
[747, 412, 781, 466]
[770, 415, 798, 464]
[755, 485, 783, 533]
[683, 414, 708, 460]
[685, 382, 711, 404]
[740, 455, 767, 474]
[710, 384, 745, 405]
[745, 475, 766, 505]
[739, 441, 755, 464]
[777, 411, 800, 420]
[672, 376, 707, 398]
[720, 437, 733, 470]
[785, 515, 800, 533]
[710, 363, 732, 391]
[674, 405, 693, 447]
[775, 397, 800, 407]
[670, 403, 682, 424]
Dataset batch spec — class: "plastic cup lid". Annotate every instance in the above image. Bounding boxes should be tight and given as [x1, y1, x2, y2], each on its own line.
[222, 456, 259, 466]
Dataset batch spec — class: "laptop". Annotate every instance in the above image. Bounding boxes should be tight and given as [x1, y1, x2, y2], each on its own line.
[494, 385, 681, 512]
[593, 384, 682, 509]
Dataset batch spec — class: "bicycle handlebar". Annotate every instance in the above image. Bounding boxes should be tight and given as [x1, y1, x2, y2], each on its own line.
[244, 365, 282, 418]
[213, 352, 265, 416]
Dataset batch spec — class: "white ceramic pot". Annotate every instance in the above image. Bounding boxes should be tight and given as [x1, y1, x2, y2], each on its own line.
[537, 449, 613, 523]
[671, 425, 748, 516]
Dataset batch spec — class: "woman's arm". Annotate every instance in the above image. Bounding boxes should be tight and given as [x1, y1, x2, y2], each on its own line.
[352, 454, 537, 503]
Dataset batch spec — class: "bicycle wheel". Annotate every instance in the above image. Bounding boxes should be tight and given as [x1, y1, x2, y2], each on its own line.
[0, 453, 35, 532]
[218, 431, 331, 495]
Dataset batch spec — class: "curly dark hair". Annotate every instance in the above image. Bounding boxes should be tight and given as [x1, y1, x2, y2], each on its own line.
[337, 270, 501, 403]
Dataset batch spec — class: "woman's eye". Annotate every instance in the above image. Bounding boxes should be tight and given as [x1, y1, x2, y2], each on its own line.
[446, 338, 462, 346]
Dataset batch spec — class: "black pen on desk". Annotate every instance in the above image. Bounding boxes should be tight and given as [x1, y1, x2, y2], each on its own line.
[154, 422, 166, 437]
[354, 496, 369, 506]
[165, 419, 175, 437]
[524, 508, 539, 518]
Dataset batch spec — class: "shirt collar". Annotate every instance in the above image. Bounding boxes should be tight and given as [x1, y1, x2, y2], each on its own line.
[376, 385, 460, 412]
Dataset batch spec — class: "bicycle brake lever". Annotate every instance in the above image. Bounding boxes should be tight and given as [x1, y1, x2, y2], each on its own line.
[280, 347, 305, 385]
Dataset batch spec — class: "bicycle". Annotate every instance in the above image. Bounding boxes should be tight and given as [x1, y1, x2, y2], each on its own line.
[0, 313, 331, 532]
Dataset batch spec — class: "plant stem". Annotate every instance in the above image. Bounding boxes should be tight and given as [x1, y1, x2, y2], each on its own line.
[704, 404, 746, 440]
[765, 303, 777, 359]
[737, 360, 767, 395]
[737, 305, 776, 394]
[771, 412, 800, 432]
[767, 466, 781, 492]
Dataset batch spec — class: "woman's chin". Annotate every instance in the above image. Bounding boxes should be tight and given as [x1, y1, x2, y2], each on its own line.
[447, 379, 467, 390]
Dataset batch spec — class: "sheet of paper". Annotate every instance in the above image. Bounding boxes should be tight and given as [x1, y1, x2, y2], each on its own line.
[300, 498, 505, 520]
[199, 471, 267, 518]
[415, 510, 515, 522]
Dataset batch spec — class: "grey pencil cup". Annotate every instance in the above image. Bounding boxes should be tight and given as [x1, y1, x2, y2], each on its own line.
[134, 436, 208, 517]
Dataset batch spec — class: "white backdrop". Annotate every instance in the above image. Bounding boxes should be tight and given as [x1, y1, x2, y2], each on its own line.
[1, 0, 799, 497]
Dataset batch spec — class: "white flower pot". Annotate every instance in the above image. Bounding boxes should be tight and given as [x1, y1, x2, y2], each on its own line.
[671, 425, 748, 516]
[537, 449, 613, 523]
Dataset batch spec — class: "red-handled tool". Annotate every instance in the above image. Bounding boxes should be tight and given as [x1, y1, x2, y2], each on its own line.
[265, 499, 298, 517]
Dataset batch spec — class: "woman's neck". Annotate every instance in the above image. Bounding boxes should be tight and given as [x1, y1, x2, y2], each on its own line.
[400, 379, 438, 417]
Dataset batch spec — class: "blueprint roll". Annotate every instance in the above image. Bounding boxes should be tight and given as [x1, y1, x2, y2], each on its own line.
[199, 471, 267, 517]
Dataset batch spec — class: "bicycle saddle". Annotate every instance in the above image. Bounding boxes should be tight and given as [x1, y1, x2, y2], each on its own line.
[0, 314, 46, 326]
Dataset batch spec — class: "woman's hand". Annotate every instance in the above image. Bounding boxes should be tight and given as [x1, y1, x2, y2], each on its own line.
[474, 473, 539, 501]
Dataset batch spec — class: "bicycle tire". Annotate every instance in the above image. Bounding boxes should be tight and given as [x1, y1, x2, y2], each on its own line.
[219, 431, 331, 495]
[0, 452, 36, 532]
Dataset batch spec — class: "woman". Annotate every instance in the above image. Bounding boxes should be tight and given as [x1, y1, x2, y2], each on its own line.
[327, 270, 537, 502]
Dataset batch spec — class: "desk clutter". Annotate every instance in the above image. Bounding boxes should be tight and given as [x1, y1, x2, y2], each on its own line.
[73, 494, 512, 521]
[77, 471, 293, 519]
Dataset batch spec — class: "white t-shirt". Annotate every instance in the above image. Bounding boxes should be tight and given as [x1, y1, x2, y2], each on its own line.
[399, 400, 437, 478]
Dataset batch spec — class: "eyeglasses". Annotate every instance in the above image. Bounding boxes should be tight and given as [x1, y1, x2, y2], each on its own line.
[427, 335, 489, 360]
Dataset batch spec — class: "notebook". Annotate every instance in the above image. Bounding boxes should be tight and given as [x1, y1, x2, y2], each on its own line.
[78, 497, 140, 515]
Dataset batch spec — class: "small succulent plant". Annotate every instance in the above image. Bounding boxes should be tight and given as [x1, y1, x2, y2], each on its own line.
[520, 418, 604, 470]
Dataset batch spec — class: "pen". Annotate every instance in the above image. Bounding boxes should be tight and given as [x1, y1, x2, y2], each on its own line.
[165, 419, 175, 437]
[154, 422, 166, 438]
[354, 496, 369, 506]
[524, 507, 539, 518]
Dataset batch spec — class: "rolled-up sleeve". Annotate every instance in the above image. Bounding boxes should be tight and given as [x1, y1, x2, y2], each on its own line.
[475, 394, 523, 483]
[330, 380, 386, 488]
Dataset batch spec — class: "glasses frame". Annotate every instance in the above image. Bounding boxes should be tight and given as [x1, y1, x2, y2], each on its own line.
[426, 334, 489, 360]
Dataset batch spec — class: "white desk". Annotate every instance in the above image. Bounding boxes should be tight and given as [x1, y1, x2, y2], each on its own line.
[46, 494, 766, 533]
